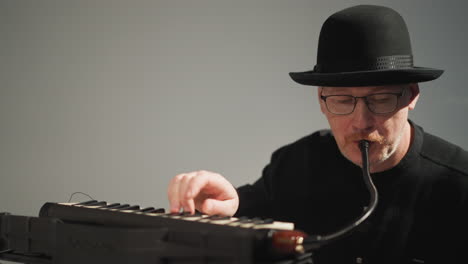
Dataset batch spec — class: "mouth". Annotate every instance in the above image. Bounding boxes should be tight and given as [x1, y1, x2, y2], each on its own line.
[354, 140, 375, 149]
[346, 134, 385, 158]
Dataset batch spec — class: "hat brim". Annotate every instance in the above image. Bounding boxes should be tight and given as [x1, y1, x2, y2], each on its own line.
[289, 67, 444, 87]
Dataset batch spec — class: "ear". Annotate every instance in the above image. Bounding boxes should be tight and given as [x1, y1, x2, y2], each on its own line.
[407, 83, 420, 110]
[317, 87, 327, 114]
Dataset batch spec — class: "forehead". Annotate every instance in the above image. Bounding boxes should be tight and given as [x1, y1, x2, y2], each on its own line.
[320, 85, 408, 95]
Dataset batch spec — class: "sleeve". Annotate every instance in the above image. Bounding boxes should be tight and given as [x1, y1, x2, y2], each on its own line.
[234, 165, 274, 218]
[233, 131, 328, 219]
[234, 144, 288, 218]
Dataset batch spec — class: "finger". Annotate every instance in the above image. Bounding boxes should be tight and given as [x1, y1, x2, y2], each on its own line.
[188, 172, 238, 215]
[200, 198, 238, 216]
[179, 172, 197, 213]
[167, 173, 187, 213]
[184, 172, 212, 210]
[184, 170, 216, 214]
[185, 198, 196, 215]
[188, 171, 234, 200]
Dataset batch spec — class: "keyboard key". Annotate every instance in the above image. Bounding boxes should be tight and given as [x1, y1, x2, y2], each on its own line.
[146, 208, 165, 214]
[75, 200, 98, 206]
[139, 207, 155, 212]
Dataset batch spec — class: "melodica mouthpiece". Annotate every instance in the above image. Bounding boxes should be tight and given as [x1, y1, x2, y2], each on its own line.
[359, 140, 370, 152]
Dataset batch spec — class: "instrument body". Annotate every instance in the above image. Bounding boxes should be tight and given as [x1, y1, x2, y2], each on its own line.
[0, 201, 312, 264]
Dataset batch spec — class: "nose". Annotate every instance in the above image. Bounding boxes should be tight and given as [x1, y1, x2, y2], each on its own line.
[351, 98, 374, 132]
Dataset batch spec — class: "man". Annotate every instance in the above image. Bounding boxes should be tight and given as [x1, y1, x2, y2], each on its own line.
[167, 5, 468, 263]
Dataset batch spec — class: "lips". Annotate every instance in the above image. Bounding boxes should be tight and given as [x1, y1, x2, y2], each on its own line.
[346, 131, 385, 145]
[354, 140, 366, 146]
[354, 140, 372, 144]
[354, 140, 375, 151]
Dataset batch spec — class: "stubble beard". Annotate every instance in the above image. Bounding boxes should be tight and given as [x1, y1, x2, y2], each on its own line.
[340, 128, 405, 171]
[369, 127, 406, 171]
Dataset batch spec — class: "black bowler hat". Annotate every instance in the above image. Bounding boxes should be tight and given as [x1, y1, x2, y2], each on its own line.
[289, 5, 444, 87]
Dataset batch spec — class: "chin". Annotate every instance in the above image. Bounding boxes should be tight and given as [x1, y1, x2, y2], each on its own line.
[343, 144, 389, 169]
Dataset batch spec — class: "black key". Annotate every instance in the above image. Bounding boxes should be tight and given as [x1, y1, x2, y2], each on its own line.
[168, 212, 184, 216]
[251, 217, 263, 223]
[85, 201, 107, 207]
[75, 200, 98, 206]
[181, 211, 202, 217]
[146, 208, 165, 214]
[234, 216, 249, 222]
[239, 218, 254, 223]
[113, 204, 130, 210]
[100, 203, 121, 209]
[192, 211, 203, 217]
[125, 205, 140, 211]
[260, 218, 274, 224]
[139, 207, 155, 212]
[208, 215, 231, 221]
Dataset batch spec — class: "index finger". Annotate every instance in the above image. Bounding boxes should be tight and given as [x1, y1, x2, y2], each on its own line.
[167, 173, 189, 213]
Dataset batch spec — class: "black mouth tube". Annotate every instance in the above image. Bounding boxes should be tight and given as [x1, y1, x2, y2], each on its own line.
[303, 140, 379, 249]
[357, 140, 378, 225]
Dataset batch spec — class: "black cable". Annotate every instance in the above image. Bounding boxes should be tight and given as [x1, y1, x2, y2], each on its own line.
[304, 140, 378, 248]
[67, 192, 95, 203]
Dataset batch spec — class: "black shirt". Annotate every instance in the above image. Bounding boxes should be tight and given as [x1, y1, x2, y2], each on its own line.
[236, 121, 468, 264]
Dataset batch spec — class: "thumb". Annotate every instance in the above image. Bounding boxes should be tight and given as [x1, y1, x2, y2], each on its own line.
[199, 198, 238, 216]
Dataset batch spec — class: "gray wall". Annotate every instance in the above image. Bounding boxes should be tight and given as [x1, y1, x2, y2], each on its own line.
[1, 0, 467, 216]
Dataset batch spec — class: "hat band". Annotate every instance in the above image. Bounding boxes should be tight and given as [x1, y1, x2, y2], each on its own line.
[314, 55, 414, 73]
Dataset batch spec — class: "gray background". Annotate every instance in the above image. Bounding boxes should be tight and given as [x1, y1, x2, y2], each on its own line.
[1, 0, 467, 217]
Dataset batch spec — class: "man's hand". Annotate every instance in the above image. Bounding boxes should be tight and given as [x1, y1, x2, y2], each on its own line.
[167, 170, 239, 216]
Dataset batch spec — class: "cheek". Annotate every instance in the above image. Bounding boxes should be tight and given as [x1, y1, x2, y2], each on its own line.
[319, 101, 327, 114]
[382, 110, 408, 140]
[326, 115, 351, 144]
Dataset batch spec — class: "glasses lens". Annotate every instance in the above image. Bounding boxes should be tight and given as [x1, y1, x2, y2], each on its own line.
[325, 95, 355, 115]
[366, 94, 398, 114]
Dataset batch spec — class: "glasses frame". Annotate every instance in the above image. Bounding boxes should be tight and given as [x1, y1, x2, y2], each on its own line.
[320, 89, 406, 115]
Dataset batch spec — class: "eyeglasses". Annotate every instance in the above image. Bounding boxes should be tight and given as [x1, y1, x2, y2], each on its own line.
[320, 89, 405, 115]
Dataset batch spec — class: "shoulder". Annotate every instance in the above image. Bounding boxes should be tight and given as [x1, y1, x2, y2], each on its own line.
[420, 131, 468, 176]
[418, 129, 468, 204]
[290, 129, 335, 148]
[417, 131, 468, 226]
